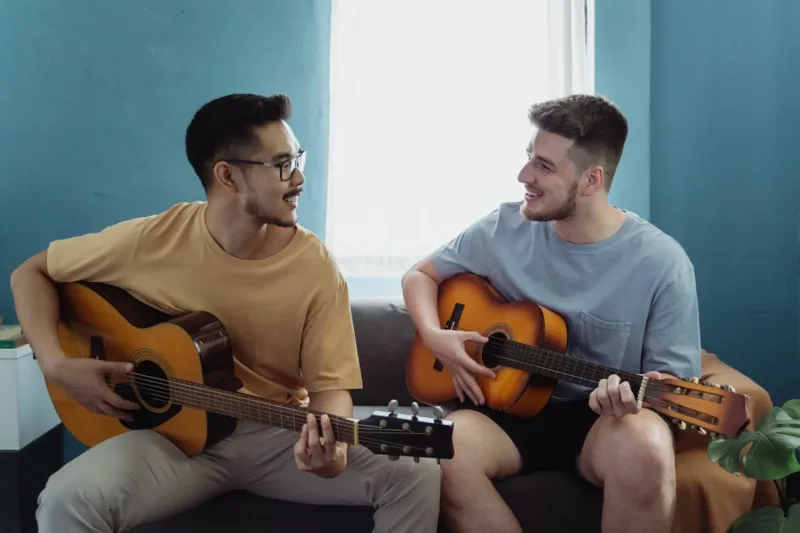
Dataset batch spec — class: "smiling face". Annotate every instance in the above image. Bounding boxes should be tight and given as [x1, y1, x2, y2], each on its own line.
[225, 121, 306, 228]
[518, 129, 582, 222]
[518, 94, 629, 222]
[204, 119, 307, 228]
[185, 93, 306, 227]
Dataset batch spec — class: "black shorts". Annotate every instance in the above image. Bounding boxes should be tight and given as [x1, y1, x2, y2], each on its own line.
[457, 399, 599, 475]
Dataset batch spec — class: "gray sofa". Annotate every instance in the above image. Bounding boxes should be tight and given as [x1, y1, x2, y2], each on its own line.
[130, 298, 602, 533]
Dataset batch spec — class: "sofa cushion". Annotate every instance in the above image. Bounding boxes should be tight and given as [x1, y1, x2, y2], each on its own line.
[349, 298, 419, 407]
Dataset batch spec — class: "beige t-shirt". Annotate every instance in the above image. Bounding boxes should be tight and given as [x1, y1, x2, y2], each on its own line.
[46, 201, 363, 405]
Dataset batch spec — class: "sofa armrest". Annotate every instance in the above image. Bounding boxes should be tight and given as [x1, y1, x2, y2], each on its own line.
[670, 349, 780, 533]
[674, 349, 773, 455]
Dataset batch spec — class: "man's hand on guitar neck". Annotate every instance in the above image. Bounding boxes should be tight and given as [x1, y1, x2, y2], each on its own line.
[422, 328, 495, 405]
[589, 371, 663, 418]
[43, 357, 140, 421]
[294, 413, 347, 478]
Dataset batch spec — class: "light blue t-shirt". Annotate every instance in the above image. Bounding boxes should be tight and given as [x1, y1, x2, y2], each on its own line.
[430, 201, 702, 401]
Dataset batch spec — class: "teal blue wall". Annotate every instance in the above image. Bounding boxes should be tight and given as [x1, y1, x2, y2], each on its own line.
[595, 0, 651, 220]
[650, 0, 799, 406]
[0, 0, 332, 462]
[0, 0, 332, 322]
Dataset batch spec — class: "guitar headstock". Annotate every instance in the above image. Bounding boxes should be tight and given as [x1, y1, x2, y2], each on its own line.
[356, 400, 454, 462]
[648, 376, 752, 438]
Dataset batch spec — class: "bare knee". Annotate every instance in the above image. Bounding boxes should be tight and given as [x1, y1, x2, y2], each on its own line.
[582, 411, 675, 502]
[440, 410, 521, 495]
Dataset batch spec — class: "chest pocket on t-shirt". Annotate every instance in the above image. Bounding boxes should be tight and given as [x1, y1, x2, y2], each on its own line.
[573, 311, 633, 367]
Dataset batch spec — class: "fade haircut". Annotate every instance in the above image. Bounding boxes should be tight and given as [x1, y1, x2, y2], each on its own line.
[185, 93, 292, 191]
[528, 94, 628, 190]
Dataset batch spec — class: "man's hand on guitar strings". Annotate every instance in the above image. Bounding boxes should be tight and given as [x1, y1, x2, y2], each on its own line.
[294, 413, 347, 479]
[422, 328, 495, 405]
[589, 371, 662, 418]
[44, 357, 140, 421]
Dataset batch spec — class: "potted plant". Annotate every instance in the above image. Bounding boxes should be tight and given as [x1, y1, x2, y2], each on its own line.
[707, 399, 800, 532]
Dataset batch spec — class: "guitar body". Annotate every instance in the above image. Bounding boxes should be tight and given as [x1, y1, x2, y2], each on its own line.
[50, 281, 239, 456]
[406, 273, 568, 417]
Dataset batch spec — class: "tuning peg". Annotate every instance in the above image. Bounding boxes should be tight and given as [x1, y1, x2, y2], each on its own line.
[689, 377, 700, 384]
[709, 431, 719, 439]
[387, 399, 398, 416]
[711, 383, 722, 388]
[388, 455, 399, 461]
[701, 380, 711, 386]
[433, 405, 444, 422]
[721, 384, 736, 392]
[673, 419, 687, 431]
[697, 427, 707, 436]
[411, 402, 419, 420]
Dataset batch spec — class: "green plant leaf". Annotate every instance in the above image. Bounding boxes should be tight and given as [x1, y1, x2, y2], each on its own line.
[708, 403, 800, 481]
[708, 436, 748, 474]
[782, 400, 800, 420]
[731, 503, 800, 533]
[742, 433, 800, 480]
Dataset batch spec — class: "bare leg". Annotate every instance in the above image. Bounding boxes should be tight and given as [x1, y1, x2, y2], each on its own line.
[577, 409, 676, 533]
[437, 409, 525, 533]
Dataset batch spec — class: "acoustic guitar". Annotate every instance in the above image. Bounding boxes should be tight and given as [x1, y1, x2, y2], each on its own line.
[406, 273, 751, 439]
[44, 281, 454, 462]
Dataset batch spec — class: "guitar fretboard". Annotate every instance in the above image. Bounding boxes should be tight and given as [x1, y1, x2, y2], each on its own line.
[483, 337, 646, 394]
[163, 377, 359, 444]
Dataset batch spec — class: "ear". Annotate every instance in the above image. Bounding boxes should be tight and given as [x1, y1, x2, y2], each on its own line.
[582, 165, 606, 195]
[212, 161, 240, 194]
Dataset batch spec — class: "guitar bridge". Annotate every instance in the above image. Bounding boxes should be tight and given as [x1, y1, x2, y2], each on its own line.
[433, 303, 464, 372]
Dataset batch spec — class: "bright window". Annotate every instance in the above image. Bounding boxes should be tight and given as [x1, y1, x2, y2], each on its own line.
[327, 0, 594, 278]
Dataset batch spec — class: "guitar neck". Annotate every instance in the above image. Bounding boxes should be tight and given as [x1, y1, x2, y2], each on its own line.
[167, 377, 360, 444]
[486, 339, 646, 394]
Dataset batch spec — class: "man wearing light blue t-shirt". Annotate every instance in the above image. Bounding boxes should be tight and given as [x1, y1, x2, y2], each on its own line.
[402, 94, 701, 533]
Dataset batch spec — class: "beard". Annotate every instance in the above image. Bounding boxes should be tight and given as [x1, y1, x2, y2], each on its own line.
[520, 180, 578, 222]
[244, 191, 297, 227]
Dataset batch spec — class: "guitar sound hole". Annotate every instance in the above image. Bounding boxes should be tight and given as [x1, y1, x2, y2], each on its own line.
[133, 359, 170, 410]
[114, 358, 182, 431]
[481, 332, 509, 368]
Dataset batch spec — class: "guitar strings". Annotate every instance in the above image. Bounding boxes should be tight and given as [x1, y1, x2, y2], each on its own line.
[478, 336, 712, 395]
[122, 371, 713, 438]
[480, 351, 723, 431]
[104, 372, 440, 455]
[114, 372, 426, 434]
[108, 377, 435, 454]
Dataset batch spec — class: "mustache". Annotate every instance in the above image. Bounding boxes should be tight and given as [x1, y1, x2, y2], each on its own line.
[283, 187, 303, 200]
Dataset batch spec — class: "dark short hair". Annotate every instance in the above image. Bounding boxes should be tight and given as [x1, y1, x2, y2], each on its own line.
[528, 94, 627, 189]
[185, 93, 292, 190]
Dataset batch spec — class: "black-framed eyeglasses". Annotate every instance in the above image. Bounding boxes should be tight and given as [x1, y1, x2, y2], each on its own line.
[226, 149, 306, 182]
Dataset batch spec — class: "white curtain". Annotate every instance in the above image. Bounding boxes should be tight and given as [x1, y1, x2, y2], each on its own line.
[326, 0, 594, 279]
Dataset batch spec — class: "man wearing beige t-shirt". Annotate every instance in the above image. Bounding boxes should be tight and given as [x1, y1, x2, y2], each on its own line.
[10, 93, 440, 533]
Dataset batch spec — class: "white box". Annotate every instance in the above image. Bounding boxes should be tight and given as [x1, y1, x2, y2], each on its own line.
[0, 345, 61, 451]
